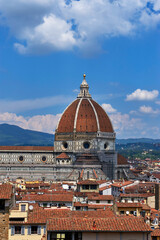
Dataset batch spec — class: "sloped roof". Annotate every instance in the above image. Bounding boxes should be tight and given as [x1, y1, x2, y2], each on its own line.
[117, 154, 129, 165]
[56, 153, 70, 159]
[0, 146, 54, 152]
[0, 184, 13, 199]
[47, 216, 151, 232]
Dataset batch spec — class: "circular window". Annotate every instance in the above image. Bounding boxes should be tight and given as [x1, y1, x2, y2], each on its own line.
[61, 141, 68, 150]
[104, 142, 109, 149]
[41, 156, 47, 162]
[83, 141, 90, 149]
[19, 156, 24, 162]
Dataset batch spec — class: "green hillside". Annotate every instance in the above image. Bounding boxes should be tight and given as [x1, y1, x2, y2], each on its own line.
[0, 124, 54, 146]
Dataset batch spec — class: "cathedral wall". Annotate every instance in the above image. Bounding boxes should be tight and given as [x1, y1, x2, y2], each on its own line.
[0, 152, 55, 164]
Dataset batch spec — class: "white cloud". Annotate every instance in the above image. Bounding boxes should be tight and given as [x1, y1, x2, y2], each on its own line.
[156, 100, 160, 105]
[0, 0, 160, 54]
[0, 110, 159, 138]
[109, 112, 144, 138]
[14, 14, 76, 53]
[101, 103, 117, 113]
[0, 95, 73, 113]
[0, 112, 61, 133]
[139, 105, 160, 114]
[126, 89, 159, 101]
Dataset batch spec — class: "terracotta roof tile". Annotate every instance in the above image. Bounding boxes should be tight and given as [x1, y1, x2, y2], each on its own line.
[88, 195, 114, 201]
[78, 180, 99, 185]
[22, 193, 73, 202]
[151, 228, 160, 236]
[120, 193, 155, 198]
[91, 99, 113, 132]
[117, 154, 129, 165]
[76, 99, 98, 132]
[112, 181, 133, 188]
[26, 206, 115, 224]
[57, 99, 80, 133]
[0, 146, 54, 151]
[0, 184, 13, 199]
[56, 153, 70, 159]
[47, 216, 151, 232]
[57, 98, 114, 134]
[117, 202, 147, 208]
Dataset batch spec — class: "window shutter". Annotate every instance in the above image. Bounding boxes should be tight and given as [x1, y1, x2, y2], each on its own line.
[28, 226, 31, 235]
[11, 226, 15, 236]
[38, 225, 41, 235]
[21, 226, 25, 235]
[44, 226, 46, 235]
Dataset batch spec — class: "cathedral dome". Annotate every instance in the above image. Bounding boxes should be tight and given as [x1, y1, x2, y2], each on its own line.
[56, 74, 114, 134]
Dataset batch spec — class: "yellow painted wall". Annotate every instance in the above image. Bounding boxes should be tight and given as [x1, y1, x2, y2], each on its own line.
[8, 225, 45, 240]
[147, 196, 155, 208]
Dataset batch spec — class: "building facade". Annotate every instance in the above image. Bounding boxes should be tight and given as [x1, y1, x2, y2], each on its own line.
[0, 75, 129, 181]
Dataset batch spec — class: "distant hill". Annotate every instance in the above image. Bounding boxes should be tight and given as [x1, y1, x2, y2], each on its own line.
[0, 124, 54, 146]
[116, 138, 160, 144]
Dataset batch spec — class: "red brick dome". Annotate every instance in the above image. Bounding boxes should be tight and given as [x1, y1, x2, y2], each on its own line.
[56, 75, 114, 134]
[56, 98, 114, 133]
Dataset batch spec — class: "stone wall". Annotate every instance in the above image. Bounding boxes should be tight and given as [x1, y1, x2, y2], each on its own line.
[0, 212, 9, 240]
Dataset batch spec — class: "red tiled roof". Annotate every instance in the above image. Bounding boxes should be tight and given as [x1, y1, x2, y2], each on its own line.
[26, 182, 50, 188]
[49, 183, 63, 191]
[47, 216, 151, 232]
[0, 184, 13, 199]
[74, 202, 88, 207]
[74, 192, 99, 197]
[88, 204, 108, 209]
[56, 153, 70, 159]
[152, 173, 160, 179]
[88, 195, 114, 201]
[57, 98, 114, 134]
[22, 193, 73, 202]
[117, 154, 129, 165]
[117, 202, 150, 208]
[26, 206, 115, 224]
[151, 228, 160, 236]
[76, 99, 98, 132]
[112, 181, 133, 188]
[78, 180, 99, 185]
[120, 193, 155, 198]
[0, 146, 54, 151]
[142, 204, 151, 210]
[91, 99, 114, 132]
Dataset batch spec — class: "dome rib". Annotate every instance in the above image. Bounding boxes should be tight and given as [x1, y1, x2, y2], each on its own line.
[74, 98, 82, 130]
[90, 99, 114, 133]
[56, 98, 114, 134]
[57, 99, 80, 133]
[76, 99, 98, 132]
[88, 98, 100, 132]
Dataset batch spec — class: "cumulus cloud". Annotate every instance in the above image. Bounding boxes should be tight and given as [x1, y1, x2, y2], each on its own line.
[0, 0, 160, 54]
[0, 112, 61, 133]
[101, 103, 117, 113]
[0, 95, 73, 113]
[156, 100, 160, 105]
[0, 110, 159, 138]
[126, 89, 159, 101]
[109, 112, 144, 138]
[139, 105, 160, 114]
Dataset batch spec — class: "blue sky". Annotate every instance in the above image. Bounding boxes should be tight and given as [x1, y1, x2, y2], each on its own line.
[0, 0, 160, 138]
